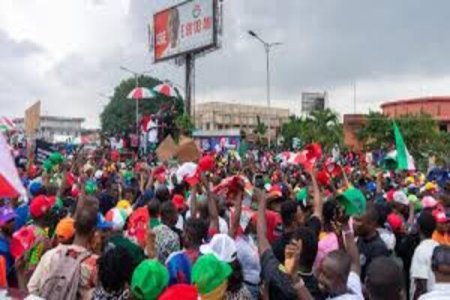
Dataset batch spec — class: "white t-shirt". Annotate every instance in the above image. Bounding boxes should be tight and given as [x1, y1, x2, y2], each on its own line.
[329, 271, 364, 299]
[410, 239, 439, 299]
[418, 283, 450, 300]
[236, 235, 261, 285]
[148, 120, 158, 143]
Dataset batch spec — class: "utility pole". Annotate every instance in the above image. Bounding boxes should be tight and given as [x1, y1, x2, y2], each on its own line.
[248, 30, 282, 147]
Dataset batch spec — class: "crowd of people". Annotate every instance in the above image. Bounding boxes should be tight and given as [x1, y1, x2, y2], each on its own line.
[0, 134, 449, 300]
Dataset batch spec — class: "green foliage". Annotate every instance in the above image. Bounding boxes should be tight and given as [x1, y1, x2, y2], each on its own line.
[254, 115, 268, 136]
[100, 76, 184, 134]
[357, 112, 449, 170]
[281, 108, 343, 151]
[175, 113, 194, 136]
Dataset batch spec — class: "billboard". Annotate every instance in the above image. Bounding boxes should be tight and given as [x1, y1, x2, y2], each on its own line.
[25, 101, 41, 137]
[301, 92, 326, 114]
[153, 0, 216, 62]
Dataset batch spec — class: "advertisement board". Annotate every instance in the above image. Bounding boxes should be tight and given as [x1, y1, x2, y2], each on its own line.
[301, 92, 326, 114]
[25, 101, 41, 137]
[153, 0, 216, 62]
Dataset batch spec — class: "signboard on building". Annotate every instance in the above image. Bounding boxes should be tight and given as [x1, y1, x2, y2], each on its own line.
[153, 0, 217, 62]
[25, 101, 41, 137]
[301, 92, 326, 114]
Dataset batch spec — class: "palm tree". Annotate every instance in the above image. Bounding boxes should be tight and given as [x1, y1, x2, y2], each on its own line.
[307, 108, 343, 150]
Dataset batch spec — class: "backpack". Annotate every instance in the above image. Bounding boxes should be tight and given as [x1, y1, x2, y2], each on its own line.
[38, 247, 91, 300]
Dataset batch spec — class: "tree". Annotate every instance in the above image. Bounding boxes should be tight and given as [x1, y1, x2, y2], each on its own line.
[306, 108, 343, 150]
[100, 75, 184, 135]
[175, 113, 194, 137]
[281, 108, 343, 151]
[357, 112, 449, 170]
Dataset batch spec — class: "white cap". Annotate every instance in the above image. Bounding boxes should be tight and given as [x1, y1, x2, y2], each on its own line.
[200, 234, 237, 263]
[393, 191, 409, 206]
[94, 170, 103, 179]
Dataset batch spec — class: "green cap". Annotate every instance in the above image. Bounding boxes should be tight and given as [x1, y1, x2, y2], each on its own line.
[108, 235, 145, 267]
[296, 188, 308, 203]
[49, 152, 64, 165]
[408, 194, 422, 212]
[337, 188, 367, 216]
[131, 259, 169, 300]
[43, 159, 53, 173]
[192, 254, 232, 295]
[85, 181, 97, 195]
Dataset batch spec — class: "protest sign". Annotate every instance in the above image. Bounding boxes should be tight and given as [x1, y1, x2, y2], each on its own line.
[156, 135, 178, 162]
[35, 139, 56, 164]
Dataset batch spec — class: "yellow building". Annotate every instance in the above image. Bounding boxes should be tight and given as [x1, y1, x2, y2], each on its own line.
[194, 102, 290, 138]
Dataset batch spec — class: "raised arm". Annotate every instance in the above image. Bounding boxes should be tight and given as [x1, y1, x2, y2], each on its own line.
[229, 188, 243, 238]
[255, 188, 270, 255]
[309, 167, 323, 221]
[202, 175, 219, 232]
[342, 221, 361, 276]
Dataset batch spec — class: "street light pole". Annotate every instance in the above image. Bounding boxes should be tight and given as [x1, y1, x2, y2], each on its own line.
[120, 66, 153, 136]
[248, 30, 281, 148]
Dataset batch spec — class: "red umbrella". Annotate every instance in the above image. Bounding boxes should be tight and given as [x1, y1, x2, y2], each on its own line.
[153, 82, 177, 97]
[127, 87, 155, 100]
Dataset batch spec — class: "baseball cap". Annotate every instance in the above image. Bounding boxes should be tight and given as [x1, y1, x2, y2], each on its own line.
[422, 196, 438, 209]
[131, 259, 169, 300]
[55, 217, 75, 242]
[200, 234, 237, 263]
[166, 251, 192, 285]
[172, 194, 186, 211]
[393, 191, 409, 206]
[387, 213, 404, 233]
[192, 254, 232, 295]
[337, 188, 367, 216]
[0, 206, 16, 226]
[29, 195, 52, 219]
[28, 180, 43, 197]
[49, 152, 64, 165]
[116, 200, 132, 215]
[433, 209, 448, 224]
[425, 182, 437, 191]
[96, 213, 114, 230]
[198, 155, 215, 172]
[105, 208, 128, 231]
[158, 284, 198, 300]
[295, 188, 308, 203]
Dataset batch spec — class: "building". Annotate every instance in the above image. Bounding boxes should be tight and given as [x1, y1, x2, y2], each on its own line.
[343, 96, 450, 150]
[14, 116, 85, 142]
[381, 96, 450, 132]
[343, 114, 367, 150]
[194, 102, 290, 138]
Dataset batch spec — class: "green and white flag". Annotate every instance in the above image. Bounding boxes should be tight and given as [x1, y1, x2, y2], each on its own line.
[393, 122, 415, 170]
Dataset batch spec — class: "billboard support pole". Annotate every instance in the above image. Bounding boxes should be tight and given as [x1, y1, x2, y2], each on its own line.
[185, 53, 193, 116]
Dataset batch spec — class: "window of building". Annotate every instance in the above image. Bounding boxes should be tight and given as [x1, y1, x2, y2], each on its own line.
[206, 123, 210, 130]
[439, 123, 447, 132]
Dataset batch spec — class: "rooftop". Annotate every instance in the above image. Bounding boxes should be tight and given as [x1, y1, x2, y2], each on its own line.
[381, 96, 450, 108]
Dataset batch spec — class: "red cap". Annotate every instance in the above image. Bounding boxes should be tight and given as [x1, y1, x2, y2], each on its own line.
[172, 194, 186, 211]
[158, 284, 198, 300]
[268, 184, 282, 198]
[30, 195, 52, 219]
[110, 150, 120, 162]
[386, 190, 395, 202]
[27, 165, 38, 178]
[433, 209, 448, 224]
[198, 155, 215, 172]
[316, 169, 331, 186]
[387, 213, 403, 233]
[65, 172, 76, 187]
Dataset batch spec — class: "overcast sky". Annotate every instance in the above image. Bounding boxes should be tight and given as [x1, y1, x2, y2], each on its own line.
[1, 0, 450, 127]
